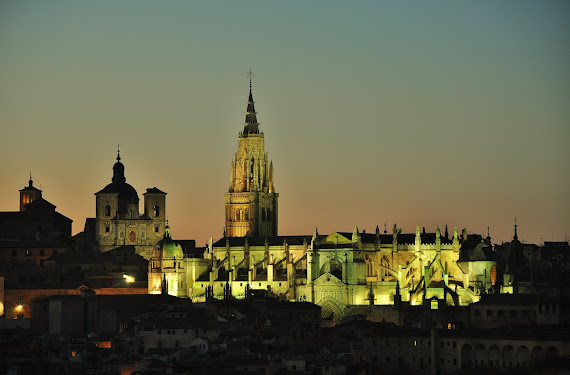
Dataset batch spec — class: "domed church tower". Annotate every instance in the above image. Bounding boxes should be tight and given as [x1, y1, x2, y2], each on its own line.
[95, 149, 167, 258]
[224, 74, 278, 237]
[148, 225, 186, 296]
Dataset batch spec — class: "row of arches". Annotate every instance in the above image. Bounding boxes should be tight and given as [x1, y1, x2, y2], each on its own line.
[461, 344, 559, 369]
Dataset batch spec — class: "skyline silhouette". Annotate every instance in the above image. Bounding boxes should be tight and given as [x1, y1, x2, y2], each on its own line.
[1, 1, 568, 245]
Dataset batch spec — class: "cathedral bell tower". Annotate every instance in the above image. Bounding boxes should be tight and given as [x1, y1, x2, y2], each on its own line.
[224, 74, 278, 237]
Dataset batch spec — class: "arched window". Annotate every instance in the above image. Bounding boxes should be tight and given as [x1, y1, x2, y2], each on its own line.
[262, 209, 266, 221]
[153, 205, 160, 217]
[104, 205, 111, 216]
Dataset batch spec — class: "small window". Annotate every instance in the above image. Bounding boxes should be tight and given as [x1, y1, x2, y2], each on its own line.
[26, 249, 31, 256]
[104, 205, 111, 216]
[155, 226, 159, 233]
[105, 226, 110, 233]
[153, 205, 160, 217]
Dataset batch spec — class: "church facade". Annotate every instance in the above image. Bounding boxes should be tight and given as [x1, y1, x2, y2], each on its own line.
[148, 80, 497, 320]
[94, 151, 167, 259]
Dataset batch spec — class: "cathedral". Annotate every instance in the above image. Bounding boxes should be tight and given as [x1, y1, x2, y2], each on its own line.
[92, 150, 167, 259]
[148, 79, 497, 320]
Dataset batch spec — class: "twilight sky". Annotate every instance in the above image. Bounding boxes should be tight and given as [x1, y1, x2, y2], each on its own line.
[1, 1, 568, 246]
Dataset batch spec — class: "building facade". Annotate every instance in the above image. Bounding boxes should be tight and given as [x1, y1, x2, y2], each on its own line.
[94, 151, 167, 259]
[149, 226, 496, 321]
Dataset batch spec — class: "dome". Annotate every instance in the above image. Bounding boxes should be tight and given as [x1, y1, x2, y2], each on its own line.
[95, 151, 140, 214]
[155, 226, 184, 260]
[96, 181, 139, 202]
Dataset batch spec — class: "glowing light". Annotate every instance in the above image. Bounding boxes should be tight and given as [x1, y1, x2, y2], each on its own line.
[123, 274, 135, 283]
[15, 305, 23, 311]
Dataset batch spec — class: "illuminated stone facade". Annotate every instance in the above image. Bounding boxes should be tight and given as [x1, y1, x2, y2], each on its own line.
[224, 81, 278, 237]
[148, 226, 209, 297]
[147, 81, 495, 319]
[150, 226, 495, 321]
[95, 151, 167, 259]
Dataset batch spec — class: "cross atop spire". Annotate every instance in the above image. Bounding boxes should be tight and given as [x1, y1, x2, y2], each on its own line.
[117, 144, 121, 162]
[246, 68, 254, 89]
[514, 217, 518, 241]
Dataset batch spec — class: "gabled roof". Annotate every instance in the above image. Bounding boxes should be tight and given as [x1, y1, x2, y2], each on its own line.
[25, 197, 55, 209]
[145, 187, 166, 194]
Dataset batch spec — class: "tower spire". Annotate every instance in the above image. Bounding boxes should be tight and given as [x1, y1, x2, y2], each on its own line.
[243, 69, 259, 135]
[514, 218, 518, 241]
